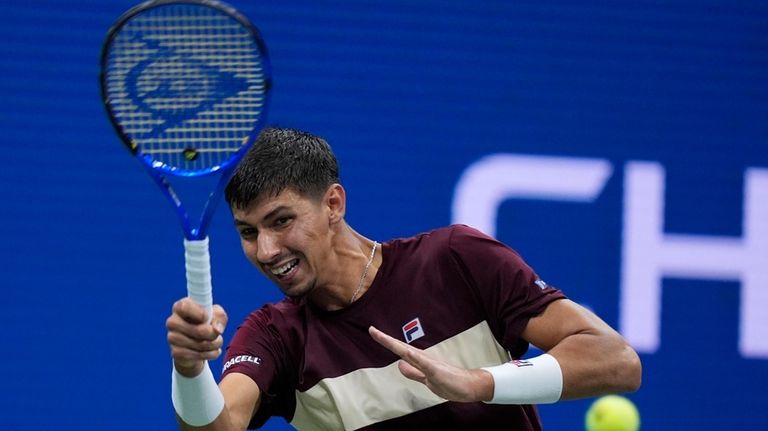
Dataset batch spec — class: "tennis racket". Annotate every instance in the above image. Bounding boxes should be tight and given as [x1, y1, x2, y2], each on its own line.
[100, 0, 271, 320]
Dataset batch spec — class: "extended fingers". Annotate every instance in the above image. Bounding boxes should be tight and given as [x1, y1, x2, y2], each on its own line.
[369, 326, 409, 356]
[398, 359, 427, 382]
[369, 326, 433, 371]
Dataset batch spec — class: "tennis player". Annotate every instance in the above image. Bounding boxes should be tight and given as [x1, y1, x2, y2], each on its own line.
[165, 127, 641, 430]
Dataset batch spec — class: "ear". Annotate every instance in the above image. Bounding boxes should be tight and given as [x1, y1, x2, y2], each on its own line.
[324, 183, 346, 224]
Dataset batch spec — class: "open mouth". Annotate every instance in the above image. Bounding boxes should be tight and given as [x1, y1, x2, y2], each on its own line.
[270, 258, 299, 278]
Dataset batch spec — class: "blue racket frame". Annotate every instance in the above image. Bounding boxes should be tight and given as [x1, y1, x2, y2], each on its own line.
[100, 0, 272, 241]
[139, 152, 250, 240]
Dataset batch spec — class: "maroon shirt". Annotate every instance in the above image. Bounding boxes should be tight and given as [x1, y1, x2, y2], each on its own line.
[222, 225, 565, 430]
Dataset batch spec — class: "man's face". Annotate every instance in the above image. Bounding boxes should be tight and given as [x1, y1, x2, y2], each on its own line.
[232, 187, 334, 298]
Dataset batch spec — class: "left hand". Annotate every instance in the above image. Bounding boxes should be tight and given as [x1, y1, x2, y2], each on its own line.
[368, 326, 494, 402]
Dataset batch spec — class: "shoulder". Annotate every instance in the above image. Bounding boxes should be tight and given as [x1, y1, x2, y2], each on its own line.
[238, 297, 305, 335]
[385, 224, 488, 250]
[444, 224, 496, 245]
[382, 224, 511, 260]
[435, 225, 530, 273]
[424, 224, 517, 258]
[381, 225, 458, 265]
[381, 225, 515, 273]
[226, 298, 307, 369]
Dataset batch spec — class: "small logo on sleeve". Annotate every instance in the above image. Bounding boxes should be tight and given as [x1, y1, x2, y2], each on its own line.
[222, 355, 262, 372]
[534, 279, 548, 289]
[402, 317, 425, 344]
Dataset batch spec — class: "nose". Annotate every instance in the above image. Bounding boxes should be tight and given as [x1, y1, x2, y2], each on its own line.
[256, 231, 281, 264]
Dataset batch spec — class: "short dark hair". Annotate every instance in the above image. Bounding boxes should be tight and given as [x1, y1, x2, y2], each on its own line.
[225, 127, 340, 209]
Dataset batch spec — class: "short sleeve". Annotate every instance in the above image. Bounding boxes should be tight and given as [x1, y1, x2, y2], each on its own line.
[447, 225, 565, 357]
[221, 304, 298, 428]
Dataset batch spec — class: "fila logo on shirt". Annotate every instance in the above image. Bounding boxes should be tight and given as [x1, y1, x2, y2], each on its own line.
[402, 317, 425, 344]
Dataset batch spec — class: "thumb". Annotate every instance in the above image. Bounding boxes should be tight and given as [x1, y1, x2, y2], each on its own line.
[211, 304, 228, 334]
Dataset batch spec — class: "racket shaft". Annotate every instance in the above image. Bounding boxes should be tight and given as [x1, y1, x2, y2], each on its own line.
[184, 237, 213, 322]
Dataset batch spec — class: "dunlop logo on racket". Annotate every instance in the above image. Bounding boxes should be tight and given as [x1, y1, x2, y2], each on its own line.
[101, 0, 271, 172]
[121, 35, 249, 134]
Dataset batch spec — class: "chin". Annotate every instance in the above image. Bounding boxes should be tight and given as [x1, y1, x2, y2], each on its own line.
[281, 280, 315, 299]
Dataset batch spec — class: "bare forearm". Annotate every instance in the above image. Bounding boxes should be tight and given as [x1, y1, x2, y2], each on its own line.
[173, 373, 260, 431]
[549, 332, 641, 399]
[176, 408, 238, 431]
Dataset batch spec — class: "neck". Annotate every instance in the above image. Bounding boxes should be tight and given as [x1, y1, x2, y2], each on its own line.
[306, 223, 380, 311]
[349, 240, 378, 304]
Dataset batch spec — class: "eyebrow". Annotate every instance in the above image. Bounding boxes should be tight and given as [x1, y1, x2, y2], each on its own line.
[234, 205, 290, 227]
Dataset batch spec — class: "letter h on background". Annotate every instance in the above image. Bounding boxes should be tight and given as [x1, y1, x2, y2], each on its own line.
[621, 162, 768, 359]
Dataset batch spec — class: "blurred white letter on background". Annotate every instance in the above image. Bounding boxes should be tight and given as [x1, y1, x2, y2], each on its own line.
[621, 162, 768, 359]
[452, 154, 612, 237]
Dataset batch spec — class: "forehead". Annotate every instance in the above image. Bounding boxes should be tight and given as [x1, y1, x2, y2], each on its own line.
[232, 188, 315, 219]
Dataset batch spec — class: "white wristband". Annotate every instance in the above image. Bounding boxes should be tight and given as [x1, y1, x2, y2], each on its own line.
[481, 353, 563, 404]
[171, 362, 225, 426]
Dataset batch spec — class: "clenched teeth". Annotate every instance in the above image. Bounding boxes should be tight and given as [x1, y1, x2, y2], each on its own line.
[271, 259, 298, 276]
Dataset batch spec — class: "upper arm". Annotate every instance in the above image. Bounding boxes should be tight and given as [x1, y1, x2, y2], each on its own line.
[521, 298, 621, 351]
[219, 373, 262, 431]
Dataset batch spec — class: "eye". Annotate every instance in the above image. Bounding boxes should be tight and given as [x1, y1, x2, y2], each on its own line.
[274, 216, 292, 227]
[239, 227, 257, 239]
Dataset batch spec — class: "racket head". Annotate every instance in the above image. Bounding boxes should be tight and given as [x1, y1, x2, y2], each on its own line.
[100, 0, 271, 177]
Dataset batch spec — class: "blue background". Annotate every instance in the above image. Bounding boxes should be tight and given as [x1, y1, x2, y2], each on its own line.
[1, 1, 766, 429]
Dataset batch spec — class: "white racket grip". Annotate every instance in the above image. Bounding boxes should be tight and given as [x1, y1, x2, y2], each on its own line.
[184, 237, 213, 323]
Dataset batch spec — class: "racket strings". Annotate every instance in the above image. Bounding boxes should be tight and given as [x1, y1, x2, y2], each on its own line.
[104, 3, 268, 171]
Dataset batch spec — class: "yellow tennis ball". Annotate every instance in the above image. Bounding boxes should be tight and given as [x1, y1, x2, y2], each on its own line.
[585, 395, 640, 431]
